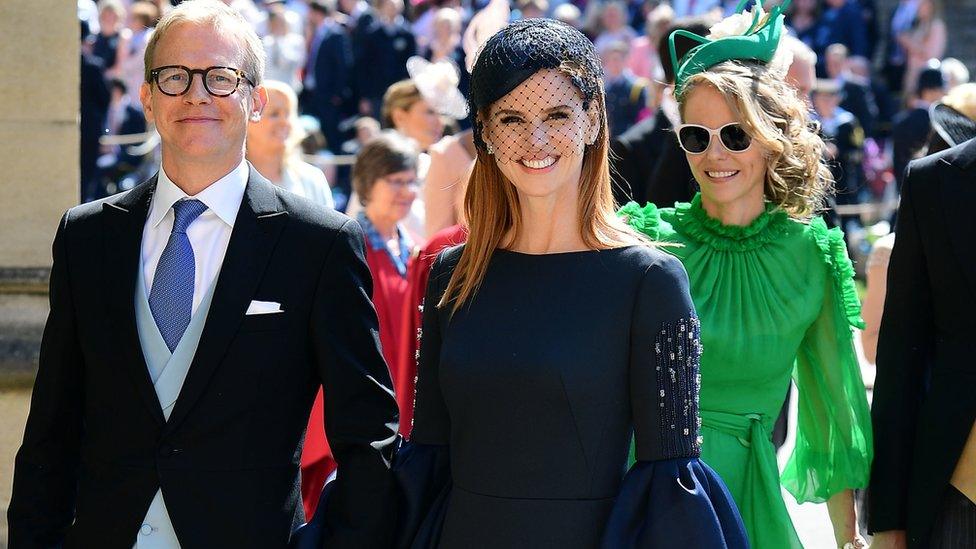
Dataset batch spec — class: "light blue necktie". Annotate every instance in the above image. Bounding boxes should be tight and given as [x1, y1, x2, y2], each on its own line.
[149, 199, 209, 352]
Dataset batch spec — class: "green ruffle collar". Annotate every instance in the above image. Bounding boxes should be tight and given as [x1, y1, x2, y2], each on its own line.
[619, 194, 864, 329]
[671, 193, 792, 252]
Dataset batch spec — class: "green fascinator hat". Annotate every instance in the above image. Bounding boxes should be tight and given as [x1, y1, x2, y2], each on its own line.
[669, 0, 792, 94]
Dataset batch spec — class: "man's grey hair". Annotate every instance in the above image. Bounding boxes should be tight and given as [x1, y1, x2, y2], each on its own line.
[143, 0, 266, 87]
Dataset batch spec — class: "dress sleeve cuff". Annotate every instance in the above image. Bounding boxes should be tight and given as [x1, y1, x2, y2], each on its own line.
[600, 458, 749, 549]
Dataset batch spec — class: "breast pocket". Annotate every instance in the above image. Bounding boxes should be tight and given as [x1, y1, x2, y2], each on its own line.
[239, 311, 289, 333]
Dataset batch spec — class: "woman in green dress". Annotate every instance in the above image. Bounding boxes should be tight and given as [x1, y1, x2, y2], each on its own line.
[620, 2, 873, 548]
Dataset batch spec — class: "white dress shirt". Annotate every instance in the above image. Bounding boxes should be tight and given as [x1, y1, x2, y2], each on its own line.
[141, 161, 249, 314]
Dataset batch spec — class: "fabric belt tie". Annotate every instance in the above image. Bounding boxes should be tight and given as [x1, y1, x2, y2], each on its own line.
[700, 409, 802, 548]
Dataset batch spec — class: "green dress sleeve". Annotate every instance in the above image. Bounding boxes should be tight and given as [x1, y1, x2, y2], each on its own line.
[781, 218, 874, 504]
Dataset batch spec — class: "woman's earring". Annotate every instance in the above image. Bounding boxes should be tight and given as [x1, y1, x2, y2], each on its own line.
[486, 142, 494, 155]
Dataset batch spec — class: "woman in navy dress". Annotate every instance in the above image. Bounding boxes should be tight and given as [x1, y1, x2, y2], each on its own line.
[395, 19, 747, 549]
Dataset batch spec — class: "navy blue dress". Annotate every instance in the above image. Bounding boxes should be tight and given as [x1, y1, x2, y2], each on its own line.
[397, 245, 748, 549]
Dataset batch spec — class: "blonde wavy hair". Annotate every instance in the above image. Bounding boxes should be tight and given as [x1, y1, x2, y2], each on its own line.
[439, 67, 643, 313]
[677, 60, 833, 219]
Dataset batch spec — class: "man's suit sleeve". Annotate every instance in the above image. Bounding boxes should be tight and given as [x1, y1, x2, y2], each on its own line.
[311, 218, 399, 549]
[868, 161, 934, 533]
[8, 212, 86, 548]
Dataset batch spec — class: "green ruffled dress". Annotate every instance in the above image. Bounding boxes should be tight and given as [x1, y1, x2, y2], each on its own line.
[620, 195, 873, 549]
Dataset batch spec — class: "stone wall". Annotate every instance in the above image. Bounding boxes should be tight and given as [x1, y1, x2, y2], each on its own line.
[0, 0, 78, 384]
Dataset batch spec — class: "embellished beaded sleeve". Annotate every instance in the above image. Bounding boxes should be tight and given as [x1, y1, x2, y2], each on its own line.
[629, 253, 703, 461]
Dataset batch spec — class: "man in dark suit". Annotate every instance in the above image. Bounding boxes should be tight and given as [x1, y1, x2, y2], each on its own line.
[303, 0, 353, 153]
[8, 2, 398, 548]
[892, 66, 946, 190]
[353, 0, 416, 119]
[80, 50, 110, 203]
[868, 137, 976, 548]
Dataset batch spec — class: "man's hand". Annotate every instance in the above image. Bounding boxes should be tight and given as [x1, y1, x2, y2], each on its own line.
[870, 530, 907, 549]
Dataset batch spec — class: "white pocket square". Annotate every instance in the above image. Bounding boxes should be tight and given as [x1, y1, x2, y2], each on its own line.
[246, 300, 283, 315]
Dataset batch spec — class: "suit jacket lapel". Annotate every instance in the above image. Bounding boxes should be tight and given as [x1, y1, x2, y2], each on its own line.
[163, 167, 288, 433]
[103, 177, 166, 425]
[940, 139, 976, 299]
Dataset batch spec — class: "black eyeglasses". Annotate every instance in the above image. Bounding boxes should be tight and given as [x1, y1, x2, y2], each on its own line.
[676, 123, 753, 154]
[149, 65, 255, 97]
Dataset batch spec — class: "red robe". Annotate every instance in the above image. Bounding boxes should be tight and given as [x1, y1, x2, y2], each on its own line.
[300, 239, 414, 518]
[394, 224, 468, 439]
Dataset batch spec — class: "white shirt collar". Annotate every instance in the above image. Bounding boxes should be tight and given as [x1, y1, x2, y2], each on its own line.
[148, 160, 249, 229]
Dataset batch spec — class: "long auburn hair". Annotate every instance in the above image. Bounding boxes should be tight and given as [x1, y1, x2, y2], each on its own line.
[438, 68, 643, 313]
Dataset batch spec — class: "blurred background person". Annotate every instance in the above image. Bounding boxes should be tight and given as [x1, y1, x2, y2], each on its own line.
[825, 44, 878, 140]
[627, 2, 674, 110]
[628, 4, 674, 83]
[813, 0, 869, 77]
[892, 63, 946, 189]
[89, 0, 128, 74]
[355, 0, 417, 119]
[897, 0, 946, 97]
[785, 0, 821, 49]
[347, 59, 466, 242]
[349, 131, 419, 438]
[261, 3, 306, 93]
[299, 131, 419, 519]
[302, 0, 352, 153]
[117, 0, 160, 110]
[515, 0, 548, 20]
[670, 0, 722, 18]
[96, 77, 148, 197]
[601, 40, 649, 138]
[811, 78, 865, 233]
[381, 78, 444, 153]
[610, 16, 712, 207]
[246, 80, 335, 209]
[80, 49, 110, 203]
[411, 0, 460, 50]
[423, 127, 474, 236]
[341, 116, 382, 155]
[784, 34, 818, 104]
[593, 1, 637, 51]
[883, 0, 920, 96]
[552, 2, 582, 28]
[421, 7, 469, 103]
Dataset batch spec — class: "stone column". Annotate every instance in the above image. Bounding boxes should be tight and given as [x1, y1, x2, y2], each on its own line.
[0, 1, 78, 384]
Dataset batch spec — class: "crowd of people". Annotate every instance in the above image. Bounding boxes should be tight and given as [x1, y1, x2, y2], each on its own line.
[13, 0, 971, 547]
[79, 0, 976, 225]
[78, 0, 976, 255]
